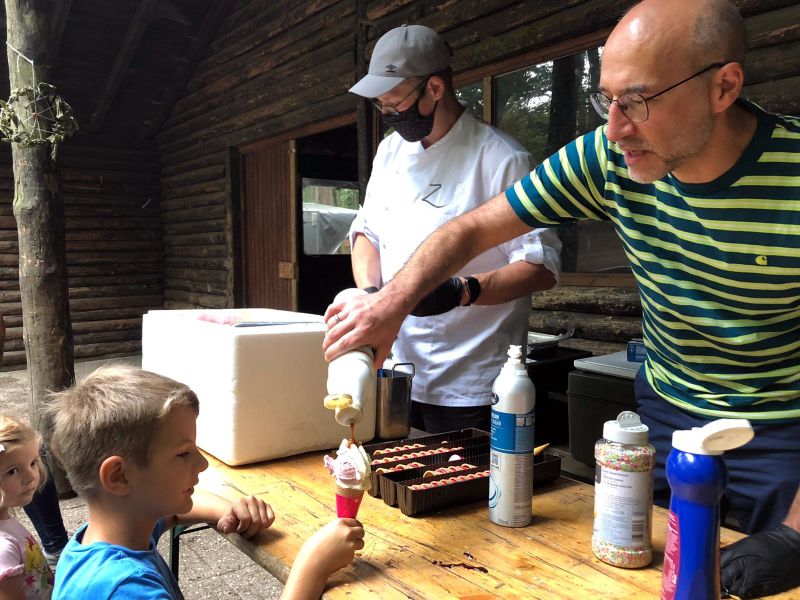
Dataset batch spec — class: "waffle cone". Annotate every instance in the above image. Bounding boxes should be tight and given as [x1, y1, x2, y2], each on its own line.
[335, 484, 364, 518]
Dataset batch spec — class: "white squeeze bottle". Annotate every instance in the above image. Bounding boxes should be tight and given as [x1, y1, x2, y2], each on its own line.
[489, 344, 535, 527]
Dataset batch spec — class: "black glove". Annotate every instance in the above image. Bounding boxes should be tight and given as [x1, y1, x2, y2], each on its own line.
[410, 277, 463, 316]
[721, 524, 800, 599]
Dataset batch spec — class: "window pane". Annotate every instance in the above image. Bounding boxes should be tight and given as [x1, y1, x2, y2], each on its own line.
[495, 48, 629, 274]
[301, 178, 359, 255]
[456, 80, 484, 117]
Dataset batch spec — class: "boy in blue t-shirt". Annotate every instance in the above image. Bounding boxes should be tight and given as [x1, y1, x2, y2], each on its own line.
[48, 365, 364, 599]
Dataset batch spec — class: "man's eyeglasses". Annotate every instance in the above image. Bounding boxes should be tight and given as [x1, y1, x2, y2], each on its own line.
[589, 62, 726, 123]
[372, 78, 428, 116]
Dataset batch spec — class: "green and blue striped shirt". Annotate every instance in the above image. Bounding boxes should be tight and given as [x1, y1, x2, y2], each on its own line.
[506, 101, 800, 421]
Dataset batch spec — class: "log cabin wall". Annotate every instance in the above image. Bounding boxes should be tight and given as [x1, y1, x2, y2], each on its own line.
[0, 141, 163, 368]
[159, 0, 799, 356]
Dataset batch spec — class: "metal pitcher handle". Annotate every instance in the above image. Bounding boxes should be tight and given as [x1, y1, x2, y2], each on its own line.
[391, 362, 415, 380]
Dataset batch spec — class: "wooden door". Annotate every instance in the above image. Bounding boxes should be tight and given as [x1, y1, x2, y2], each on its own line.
[239, 140, 297, 310]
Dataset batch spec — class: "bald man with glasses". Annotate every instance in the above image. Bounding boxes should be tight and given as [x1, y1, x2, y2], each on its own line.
[326, 1, 800, 597]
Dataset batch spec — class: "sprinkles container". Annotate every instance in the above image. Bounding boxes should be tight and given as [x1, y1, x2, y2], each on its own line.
[592, 411, 655, 568]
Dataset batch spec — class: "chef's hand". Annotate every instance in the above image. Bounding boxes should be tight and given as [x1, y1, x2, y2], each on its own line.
[410, 277, 464, 316]
[323, 287, 406, 366]
[721, 524, 800, 599]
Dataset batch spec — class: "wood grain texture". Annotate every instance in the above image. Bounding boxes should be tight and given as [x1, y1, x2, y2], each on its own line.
[198, 451, 796, 600]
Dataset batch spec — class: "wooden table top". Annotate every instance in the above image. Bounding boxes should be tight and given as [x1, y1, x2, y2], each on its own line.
[198, 450, 790, 599]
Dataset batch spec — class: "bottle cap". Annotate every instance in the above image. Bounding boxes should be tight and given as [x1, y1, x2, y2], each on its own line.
[602, 411, 649, 445]
[507, 345, 523, 360]
[671, 418, 753, 456]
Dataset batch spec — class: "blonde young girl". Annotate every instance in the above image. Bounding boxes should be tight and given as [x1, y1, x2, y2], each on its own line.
[0, 415, 53, 600]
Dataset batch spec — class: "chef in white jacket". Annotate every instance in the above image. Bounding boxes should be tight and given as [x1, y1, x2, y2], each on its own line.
[347, 24, 560, 433]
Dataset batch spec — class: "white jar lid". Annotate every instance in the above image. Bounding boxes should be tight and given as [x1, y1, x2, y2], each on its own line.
[602, 411, 649, 445]
[671, 418, 754, 455]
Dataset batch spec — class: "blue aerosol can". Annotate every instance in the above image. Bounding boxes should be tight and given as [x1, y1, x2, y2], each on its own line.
[489, 344, 535, 527]
[660, 419, 754, 600]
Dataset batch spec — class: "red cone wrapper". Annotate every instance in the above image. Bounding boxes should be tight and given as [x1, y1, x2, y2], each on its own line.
[335, 485, 364, 518]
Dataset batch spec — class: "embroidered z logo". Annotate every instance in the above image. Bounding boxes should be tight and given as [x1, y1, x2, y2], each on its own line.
[421, 183, 442, 206]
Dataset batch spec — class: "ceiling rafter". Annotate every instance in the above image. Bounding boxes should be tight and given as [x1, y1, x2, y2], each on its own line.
[142, 0, 235, 139]
[48, 0, 74, 63]
[87, 0, 155, 133]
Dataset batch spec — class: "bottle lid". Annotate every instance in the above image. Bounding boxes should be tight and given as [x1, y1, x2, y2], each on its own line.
[507, 345, 523, 360]
[602, 411, 649, 445]
[671, 418, 754, 455]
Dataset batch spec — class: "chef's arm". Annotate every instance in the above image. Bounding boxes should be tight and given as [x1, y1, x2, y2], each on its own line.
[351, 233, 382, 290]
[465, 260, 556, 306]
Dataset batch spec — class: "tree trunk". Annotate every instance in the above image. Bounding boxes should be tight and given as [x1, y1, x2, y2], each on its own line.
[5, 0, 74, 494]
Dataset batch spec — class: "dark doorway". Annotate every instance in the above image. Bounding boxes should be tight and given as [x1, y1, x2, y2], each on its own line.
[296, 124, 358, 315]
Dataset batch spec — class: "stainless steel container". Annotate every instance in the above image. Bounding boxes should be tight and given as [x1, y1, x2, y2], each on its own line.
[375, 362, 415, 440]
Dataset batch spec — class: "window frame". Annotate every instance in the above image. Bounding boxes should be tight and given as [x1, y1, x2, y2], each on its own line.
[453, 28, 636, 288]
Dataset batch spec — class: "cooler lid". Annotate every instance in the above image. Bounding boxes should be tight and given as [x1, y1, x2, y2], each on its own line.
[672, 419, 754, 455]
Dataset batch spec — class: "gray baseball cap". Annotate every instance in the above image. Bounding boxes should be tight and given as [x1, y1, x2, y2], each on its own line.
[349, 25, 453, 98]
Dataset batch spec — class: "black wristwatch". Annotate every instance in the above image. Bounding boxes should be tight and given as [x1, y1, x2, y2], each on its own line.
[464, 276, 481, 306]
[363, 286, 379, 294]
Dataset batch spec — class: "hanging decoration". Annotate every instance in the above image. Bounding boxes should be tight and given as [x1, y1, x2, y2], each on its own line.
[0, 43, 78, 159]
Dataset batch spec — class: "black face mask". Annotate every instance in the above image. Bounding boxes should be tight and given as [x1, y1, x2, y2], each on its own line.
[382, 95, 438, 142]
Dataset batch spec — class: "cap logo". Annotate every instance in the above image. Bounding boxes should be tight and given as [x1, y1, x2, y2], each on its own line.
[385, 64, 397, 73]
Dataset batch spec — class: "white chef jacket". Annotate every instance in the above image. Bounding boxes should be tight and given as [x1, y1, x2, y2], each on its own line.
[349, 110, 561, 407]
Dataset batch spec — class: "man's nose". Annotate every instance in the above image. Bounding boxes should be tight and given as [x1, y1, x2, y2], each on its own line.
[605, 101, 636, 143]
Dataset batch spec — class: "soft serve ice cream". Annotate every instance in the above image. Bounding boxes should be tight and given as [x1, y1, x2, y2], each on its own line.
[324, 439, 372, 517]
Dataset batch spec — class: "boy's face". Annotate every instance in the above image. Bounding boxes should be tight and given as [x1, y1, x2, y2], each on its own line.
[128, 404, 208, 519]
[0, 438, 41, 512]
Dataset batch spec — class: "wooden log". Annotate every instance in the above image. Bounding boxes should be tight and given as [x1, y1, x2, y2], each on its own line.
[161, 191, 226, 213]
[743, 75, 800, 114]
[745, 40, 800, 86]
[163, 288, 229, 308]
[5, 0, 74, 492]
[162, 218, 226, 237]
[528, 310, 642, 343]
[163, 231, 227, 247]
[745, 3, 800, 49]
[160, 204, 226, 223]
[163, 244, 228, 259]
[164, 256, 229, 271]
[531, 286, 642, 316]
[161, 165, 225, 190]
[69, 295, 164, 311]
[165, 267, 228, 286]
[559, 337, 627, 356]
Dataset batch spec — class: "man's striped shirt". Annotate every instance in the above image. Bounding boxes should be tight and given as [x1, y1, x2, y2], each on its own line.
[506, 100, 800, 421]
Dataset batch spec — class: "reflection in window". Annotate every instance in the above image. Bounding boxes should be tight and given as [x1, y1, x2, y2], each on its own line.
[301, 178, 359, 255]
[455, 80, 484, 117]
[493, 48, 629, 274]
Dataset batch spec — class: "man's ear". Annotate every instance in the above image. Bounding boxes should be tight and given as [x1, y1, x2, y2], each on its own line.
[712, 62, 744, 115]
[427, 75, 447, 102]
[98, 456, 133, 496]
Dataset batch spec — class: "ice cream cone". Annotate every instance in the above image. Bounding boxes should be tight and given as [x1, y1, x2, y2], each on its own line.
[335, 484, 364, 518]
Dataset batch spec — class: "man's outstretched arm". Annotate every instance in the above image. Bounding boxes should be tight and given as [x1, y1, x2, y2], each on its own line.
[323, 191, 531, 364]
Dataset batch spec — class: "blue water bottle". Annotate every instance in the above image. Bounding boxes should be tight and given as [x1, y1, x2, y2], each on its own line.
[660, 419, 754, 600]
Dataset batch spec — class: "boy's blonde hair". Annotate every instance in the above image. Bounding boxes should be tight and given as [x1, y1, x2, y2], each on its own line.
[47, 364, 199, 498]
[0, 414, 48, 506]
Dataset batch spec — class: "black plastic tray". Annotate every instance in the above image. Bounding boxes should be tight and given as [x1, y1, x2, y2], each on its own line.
[364, 429, 562, 516]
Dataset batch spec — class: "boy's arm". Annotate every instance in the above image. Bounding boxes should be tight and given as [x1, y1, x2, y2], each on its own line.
[165, 488, 274, 539]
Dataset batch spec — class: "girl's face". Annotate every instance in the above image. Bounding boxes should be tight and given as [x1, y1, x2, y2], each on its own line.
[0, 438, 41, 516]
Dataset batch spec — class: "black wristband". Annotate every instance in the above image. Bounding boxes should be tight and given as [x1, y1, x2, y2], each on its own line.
[464, 276, 481, 306]
[362, 286, 379, 294]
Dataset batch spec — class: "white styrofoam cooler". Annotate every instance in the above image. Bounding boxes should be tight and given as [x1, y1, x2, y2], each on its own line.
[142, 308, 374, 466]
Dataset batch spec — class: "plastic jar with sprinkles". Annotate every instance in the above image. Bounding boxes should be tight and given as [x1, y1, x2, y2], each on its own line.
[592, 411, 655, 568]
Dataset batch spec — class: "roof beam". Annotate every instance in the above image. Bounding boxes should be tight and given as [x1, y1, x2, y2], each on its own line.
[88, 0, 155, 132]
[142, 0, 235, 139]
[48, 0, 74, 62]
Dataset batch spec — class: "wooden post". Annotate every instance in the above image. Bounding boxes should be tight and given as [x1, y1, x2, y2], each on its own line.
[5, 0, 75, 493]
[355, 0, 373, 198]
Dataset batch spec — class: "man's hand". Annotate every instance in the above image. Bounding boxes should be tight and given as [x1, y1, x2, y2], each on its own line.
[216, 495, 275, 538]
[721, 524, 800, 599]
[323, 287, 407, 366]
